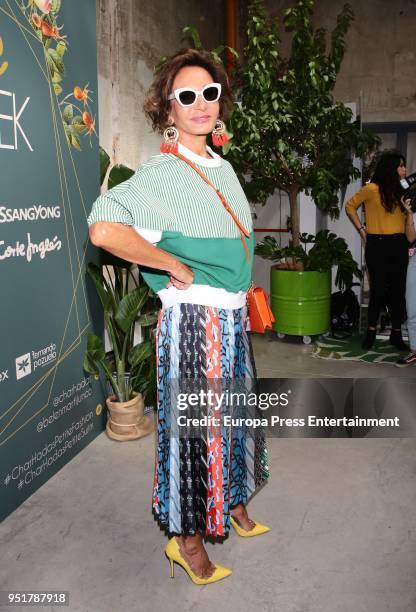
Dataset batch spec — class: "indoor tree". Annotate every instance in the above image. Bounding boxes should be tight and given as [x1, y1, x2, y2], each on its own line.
[226, 0, 379, 249]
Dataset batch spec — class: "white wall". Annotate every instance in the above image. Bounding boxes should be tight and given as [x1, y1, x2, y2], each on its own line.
[252, 191, 291, 293]
[297, 102, 364, 294]
[299, 192, 318, 237]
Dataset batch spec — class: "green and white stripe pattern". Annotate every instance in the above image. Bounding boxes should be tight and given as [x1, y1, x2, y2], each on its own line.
[87, 143, 253, 239]
[87, 143, 255, 299]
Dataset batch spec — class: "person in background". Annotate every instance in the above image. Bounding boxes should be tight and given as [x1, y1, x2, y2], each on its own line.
[396, 197, 416, 366]
[346, 150, 409, 350]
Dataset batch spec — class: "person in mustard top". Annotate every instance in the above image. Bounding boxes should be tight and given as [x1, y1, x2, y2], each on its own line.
[346, 150, 409, 350]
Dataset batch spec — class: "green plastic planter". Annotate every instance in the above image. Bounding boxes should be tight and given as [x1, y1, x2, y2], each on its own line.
[270, 268, 331, 337]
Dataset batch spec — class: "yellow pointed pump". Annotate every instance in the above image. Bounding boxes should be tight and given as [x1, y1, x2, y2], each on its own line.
[165, 537, 232, 585]
[230, 516, 271, 537]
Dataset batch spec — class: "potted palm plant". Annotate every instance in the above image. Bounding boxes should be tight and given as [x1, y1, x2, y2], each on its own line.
[84, 147, 159, 440]
[84, 262, 158, 440]
[223, 0, 379, 339]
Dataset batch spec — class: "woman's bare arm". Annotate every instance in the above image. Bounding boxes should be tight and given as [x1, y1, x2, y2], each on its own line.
[345, 186, 368, 242]
[89, 221, 194, 289]
[403, 201, 416, 243]
[346, 207, 367, 242]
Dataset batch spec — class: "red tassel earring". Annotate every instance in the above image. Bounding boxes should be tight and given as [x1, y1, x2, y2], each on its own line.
[211, 119, 229, 147]
[160, 125, 179, 154]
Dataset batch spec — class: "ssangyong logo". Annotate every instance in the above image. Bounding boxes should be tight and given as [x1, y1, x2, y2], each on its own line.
[0, 205, 61, 223]
[15, 343, 57, 380]
[15, 353, 32, 380]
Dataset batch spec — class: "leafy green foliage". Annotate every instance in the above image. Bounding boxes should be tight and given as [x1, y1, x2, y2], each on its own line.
[108, 164, 135, 190]
[84, 262, 159, 403]
[156, 27, 238, 74]
[181, 26, 239, 64]
[99, 146, 110, 185]
[255, 230, 362, 290]
[182, 26, 202, 50]
[225, 0, 380, 244]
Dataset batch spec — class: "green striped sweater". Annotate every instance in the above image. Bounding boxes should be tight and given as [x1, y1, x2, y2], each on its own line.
[87, 143, 254, 304]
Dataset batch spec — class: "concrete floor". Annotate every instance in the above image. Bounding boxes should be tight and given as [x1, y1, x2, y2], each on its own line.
[1, 338, 415, 612]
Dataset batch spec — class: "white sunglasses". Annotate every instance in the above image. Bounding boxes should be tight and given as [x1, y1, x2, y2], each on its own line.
[168, 82, 222, 107]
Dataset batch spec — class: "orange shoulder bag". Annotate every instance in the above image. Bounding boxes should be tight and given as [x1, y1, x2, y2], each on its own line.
[172, 151, 275, 333]
[246, 283, 275, 333]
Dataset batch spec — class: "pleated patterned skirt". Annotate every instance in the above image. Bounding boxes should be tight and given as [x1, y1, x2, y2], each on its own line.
[152, 303, 269, 536]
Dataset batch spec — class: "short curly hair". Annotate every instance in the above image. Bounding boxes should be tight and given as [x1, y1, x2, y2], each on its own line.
[143, 48, 234, 134]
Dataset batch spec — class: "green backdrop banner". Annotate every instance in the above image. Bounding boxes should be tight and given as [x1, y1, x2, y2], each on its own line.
[0, 0, 105, 521]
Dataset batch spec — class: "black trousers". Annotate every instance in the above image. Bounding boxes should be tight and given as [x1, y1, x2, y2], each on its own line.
[365, 233, 409, 329]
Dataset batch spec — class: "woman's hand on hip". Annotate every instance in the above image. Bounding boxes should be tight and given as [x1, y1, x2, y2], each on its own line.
[401, 196, 412, 213]
[166, 260, 194, 290]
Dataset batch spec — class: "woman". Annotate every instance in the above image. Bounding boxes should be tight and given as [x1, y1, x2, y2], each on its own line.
[346, 150, 409, 350]
[396, 198, 416, 366]
[87, 48, 270, 585]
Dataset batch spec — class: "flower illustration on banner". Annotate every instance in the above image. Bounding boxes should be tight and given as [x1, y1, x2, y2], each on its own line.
[0, 36, 8, 76]
[33, 0, 53, 13]
[21, 0, 97, 150]
[74, 84, 91, 104]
